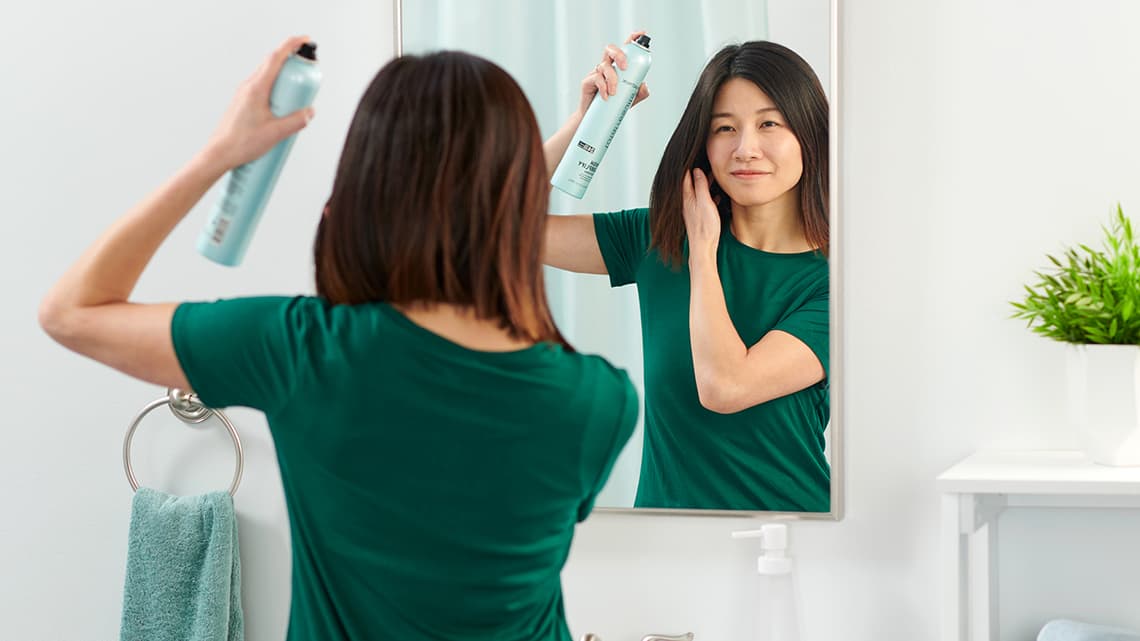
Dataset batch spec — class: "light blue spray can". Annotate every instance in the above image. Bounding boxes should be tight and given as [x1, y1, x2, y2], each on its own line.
[551, 34, 651, 199]
[197, 42, 322, 266]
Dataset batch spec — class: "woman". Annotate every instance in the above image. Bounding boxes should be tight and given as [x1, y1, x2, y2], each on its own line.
[39, 36, 638, 641]
[543, 35, 829, 512]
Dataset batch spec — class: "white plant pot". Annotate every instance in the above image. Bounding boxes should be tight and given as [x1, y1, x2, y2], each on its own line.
[1065, 343, 1140, 466]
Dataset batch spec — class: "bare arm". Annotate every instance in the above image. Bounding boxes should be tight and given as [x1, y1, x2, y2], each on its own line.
[543, 214, 607, 274]
[688, 259, 825, 413]
[543, 111, 585, 179]
[38, 157, 223, 389]
[682, 169, 825, 414]
[38, 36, 315, 389]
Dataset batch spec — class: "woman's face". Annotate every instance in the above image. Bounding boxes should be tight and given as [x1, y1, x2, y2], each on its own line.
[705, 78, 803, 211]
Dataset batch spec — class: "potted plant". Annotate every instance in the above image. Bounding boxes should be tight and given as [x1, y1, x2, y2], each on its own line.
[1011, 204, 1140, 465]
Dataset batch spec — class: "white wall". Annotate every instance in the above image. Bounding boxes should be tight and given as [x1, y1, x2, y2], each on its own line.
[6, 1, 1140, 640]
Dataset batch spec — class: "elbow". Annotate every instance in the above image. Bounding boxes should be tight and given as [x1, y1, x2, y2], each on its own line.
[694, 373, 747, 415]
[38, 295, 76, 345]
[38, 296, 61, 338]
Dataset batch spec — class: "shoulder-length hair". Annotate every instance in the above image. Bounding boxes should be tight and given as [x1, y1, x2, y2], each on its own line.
[314, 51, 569, 348]
[649, 41, 829, 266]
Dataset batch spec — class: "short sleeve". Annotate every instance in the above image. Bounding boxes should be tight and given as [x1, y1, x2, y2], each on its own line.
[577, 369, 640, 521]
[592, 208, 652, 287]
[171, 296, 312, 415]
[773, 281, 830, 381]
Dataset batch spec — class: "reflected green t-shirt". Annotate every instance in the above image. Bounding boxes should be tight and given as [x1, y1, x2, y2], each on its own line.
[171, 296, 638, 641]
[593, 208, 829, 512]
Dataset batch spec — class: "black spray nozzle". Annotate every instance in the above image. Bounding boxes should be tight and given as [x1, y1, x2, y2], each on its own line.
[297, 42, 318, 61]
[635, 34, 651, 49]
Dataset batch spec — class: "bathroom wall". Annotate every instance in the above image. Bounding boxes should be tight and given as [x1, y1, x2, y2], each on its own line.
[5, 1, 1140, 640]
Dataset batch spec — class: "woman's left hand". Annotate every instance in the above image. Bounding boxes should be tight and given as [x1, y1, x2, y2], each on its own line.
[682, 168, 721, 263]
[201, 35, 316, 171]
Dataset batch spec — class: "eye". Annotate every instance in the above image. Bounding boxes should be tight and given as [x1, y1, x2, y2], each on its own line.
[713, 124, 735, 133]
[760, 120, 781, 128]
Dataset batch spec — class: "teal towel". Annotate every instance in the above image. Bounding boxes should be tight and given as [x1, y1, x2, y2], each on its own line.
[120, 488, 244, 641]
[1039, 619, 1140, 641]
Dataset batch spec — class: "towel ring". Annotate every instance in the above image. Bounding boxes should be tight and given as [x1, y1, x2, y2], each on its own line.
[122, 388, 244, 496]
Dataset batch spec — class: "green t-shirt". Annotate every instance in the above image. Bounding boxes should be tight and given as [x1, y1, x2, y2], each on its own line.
[593, 208, 829, 512]
[171, 296, 638, 641]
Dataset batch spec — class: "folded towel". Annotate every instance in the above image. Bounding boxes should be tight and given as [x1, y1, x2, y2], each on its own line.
[120, 487, 244, 641]
[1039, 619, 1140, 641]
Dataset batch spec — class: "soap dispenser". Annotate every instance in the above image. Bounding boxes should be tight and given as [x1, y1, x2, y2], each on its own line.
[732, 524, 802, 641]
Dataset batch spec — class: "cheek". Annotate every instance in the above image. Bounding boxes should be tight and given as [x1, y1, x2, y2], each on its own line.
[702, 135, 729, 160]
[788, 157, 804, 185]
[780, 139, 805, 183]
[706, 139, 732, 172]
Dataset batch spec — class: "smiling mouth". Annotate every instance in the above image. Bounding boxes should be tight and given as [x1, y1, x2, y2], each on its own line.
[730, 171, 771, 177]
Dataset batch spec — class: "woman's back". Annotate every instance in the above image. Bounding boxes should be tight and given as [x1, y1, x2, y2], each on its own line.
[172, 296, 638, 641]
[37, 42, 636, 641]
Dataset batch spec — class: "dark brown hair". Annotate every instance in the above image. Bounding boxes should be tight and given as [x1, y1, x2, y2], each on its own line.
[649, 41, 829, 265]
[314, 52, 569, 348]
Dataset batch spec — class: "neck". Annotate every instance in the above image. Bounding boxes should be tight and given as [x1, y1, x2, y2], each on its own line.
[728, 190, 811, 253]
[393, 302, 534, 352]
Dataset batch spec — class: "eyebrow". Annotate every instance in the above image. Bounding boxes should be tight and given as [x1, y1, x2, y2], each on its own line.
[711, 107, 781, 118]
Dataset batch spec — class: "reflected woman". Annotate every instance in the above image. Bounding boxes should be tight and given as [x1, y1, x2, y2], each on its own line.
[543, 36, 829, 512]
[40, 37, 638, 641]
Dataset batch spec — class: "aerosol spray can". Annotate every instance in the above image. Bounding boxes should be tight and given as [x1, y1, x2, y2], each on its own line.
[197, 42, 322, 266]
[551, 34, 651, 199]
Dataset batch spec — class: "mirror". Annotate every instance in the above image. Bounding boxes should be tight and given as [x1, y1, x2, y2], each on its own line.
[398, 0, 841, 519]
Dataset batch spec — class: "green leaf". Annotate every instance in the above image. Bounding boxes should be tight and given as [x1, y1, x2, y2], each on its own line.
[1012, 205, 1140, 344]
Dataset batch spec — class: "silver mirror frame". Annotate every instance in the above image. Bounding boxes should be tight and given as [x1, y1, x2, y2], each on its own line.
[392, 0, 844, 521]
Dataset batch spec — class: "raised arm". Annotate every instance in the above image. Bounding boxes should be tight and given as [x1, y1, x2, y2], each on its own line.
[682, 169, 825, 414]
[542, 31, 650, 275]
[38, 36, 315, 389]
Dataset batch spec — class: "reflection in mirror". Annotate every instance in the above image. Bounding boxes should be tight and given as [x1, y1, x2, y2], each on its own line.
[400, 0, 839, 518]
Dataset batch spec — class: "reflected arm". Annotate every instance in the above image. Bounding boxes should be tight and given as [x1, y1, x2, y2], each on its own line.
[543, 112, 584, 179]
[543, 215, 607, 275]
[542, 113, 607, 275]
[687, 256, 824, 415]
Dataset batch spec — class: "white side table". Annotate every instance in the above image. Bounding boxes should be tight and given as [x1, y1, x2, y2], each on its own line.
[937, 450, 1140, 641]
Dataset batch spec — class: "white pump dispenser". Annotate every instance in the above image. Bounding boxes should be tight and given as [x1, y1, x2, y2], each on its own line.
[732, 524, 802, 641]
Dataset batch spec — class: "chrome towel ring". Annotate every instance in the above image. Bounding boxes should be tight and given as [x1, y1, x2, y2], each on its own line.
[122, 388, 244, 496]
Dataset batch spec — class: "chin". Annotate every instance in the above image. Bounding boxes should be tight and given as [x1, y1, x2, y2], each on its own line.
[723, 191, 783, 209]
[722, 181, 799, 209]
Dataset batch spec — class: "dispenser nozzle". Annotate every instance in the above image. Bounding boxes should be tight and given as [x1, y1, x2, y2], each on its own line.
[731, 523, 787, 551]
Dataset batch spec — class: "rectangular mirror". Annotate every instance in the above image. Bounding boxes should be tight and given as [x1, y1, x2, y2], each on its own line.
[398, 0, 841, 519]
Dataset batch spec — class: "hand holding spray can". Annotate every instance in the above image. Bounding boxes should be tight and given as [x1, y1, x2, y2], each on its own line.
[551, 34, 651, 199]
[197, 42, 322, 266]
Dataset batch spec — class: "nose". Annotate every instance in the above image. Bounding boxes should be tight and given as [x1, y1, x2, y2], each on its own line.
[732, 129, 764, 161]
